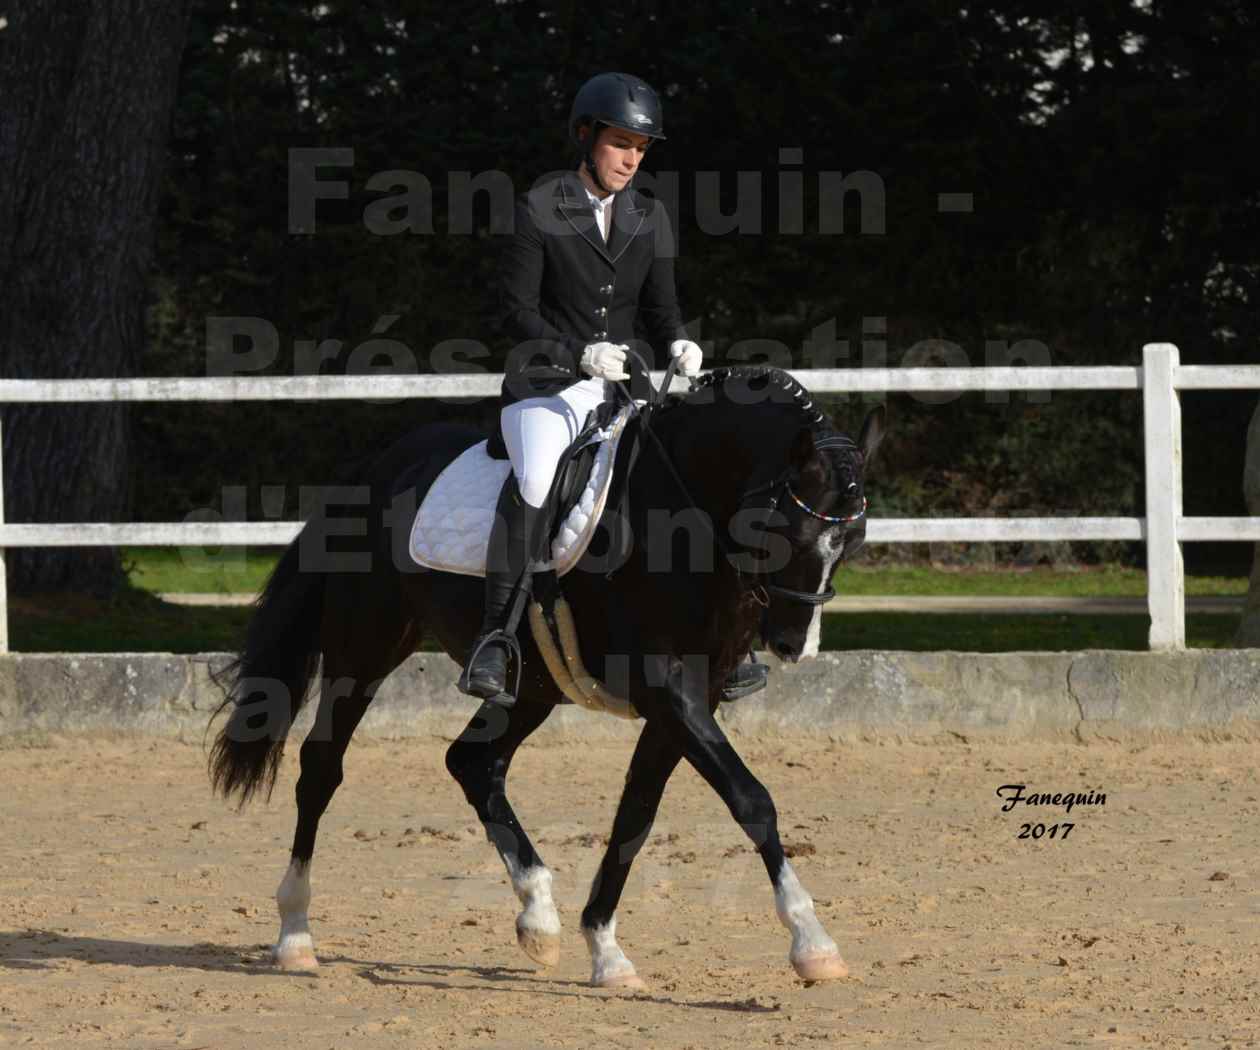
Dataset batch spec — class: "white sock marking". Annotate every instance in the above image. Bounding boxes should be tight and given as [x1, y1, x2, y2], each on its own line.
[582, 918, 639, 985]
[775, 860, 839, 963]
[504, 858, 561, 939]
[274, 858, 315, 962]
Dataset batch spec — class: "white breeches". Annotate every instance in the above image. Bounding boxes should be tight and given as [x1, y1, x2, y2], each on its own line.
[500, 377, 611, 508]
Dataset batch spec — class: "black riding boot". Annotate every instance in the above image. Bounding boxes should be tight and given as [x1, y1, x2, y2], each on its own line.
[457, 476, 545, 704]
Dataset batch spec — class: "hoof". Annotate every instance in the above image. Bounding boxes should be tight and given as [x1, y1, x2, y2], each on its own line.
[274, 946, 319, 972]
[595, 970, 645, 991]
[791, 951, 849, 982]
[516, 922, 561, 967]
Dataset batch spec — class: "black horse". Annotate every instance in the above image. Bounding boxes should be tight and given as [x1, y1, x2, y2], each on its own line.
[209, 365, 884, 987]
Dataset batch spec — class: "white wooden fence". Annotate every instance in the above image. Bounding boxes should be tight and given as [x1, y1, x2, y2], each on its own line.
[1, 343, 1257, 653]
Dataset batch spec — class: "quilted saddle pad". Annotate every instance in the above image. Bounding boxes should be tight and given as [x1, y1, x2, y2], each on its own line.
[409, 405, 631, 577]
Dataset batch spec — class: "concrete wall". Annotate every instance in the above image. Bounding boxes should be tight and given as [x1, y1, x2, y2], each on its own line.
[2, 649, 1257, 745]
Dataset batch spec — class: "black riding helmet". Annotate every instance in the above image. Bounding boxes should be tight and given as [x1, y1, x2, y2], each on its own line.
[569, 72, 665, 193]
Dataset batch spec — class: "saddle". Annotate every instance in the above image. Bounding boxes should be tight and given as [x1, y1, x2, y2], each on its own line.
[412, 384, 765, 715]
[409, 399, 631, 577]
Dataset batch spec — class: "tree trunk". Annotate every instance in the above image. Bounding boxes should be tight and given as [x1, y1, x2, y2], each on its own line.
[0, 1, 190, 594]
[1237, 400, 1260, 646]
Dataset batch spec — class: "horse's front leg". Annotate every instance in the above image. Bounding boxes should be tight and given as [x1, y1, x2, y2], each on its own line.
[580, 720, 683, 988]
[445, 699, 561, 966]
[657, 656, 848, 982]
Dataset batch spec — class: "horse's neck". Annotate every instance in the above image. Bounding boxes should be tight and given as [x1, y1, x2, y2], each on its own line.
[652, 398, 796, 517]
[614, 401, 782, 671]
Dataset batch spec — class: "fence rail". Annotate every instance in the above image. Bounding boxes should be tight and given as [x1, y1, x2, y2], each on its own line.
[1, 343, 1257, 652]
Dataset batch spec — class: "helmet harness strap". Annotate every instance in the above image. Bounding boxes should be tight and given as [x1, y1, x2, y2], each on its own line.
[582, 121, 615, 195]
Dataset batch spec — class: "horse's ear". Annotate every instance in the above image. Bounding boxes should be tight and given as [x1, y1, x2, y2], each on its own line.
[789, 426, 825, 487]
[857, 407, 886, 466]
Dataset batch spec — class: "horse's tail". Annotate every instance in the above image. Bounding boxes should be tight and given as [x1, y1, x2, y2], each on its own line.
[208, 527, 326, 806]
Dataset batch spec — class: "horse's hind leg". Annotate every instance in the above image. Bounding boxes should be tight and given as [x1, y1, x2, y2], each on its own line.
[580, 720, 682, 988]
[274, 644, 407, 971]
[445, 698, 558, 966]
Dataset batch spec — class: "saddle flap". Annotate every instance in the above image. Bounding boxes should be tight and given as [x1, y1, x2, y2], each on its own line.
[550, 445, 598, 533]
[409, 404, 632, 578]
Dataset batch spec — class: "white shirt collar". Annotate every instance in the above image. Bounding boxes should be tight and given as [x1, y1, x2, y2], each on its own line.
[582, 184, 615, 241]
[584, 185, 615, 212]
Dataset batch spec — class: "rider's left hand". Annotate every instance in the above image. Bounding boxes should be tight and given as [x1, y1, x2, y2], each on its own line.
[669, 339, 703, 377]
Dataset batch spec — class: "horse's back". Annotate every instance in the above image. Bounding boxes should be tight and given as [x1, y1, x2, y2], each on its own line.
[366, 421, 489, 508]
[317, 420, 487, 579]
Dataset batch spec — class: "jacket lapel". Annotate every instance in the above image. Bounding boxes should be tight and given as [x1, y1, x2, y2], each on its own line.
[606, 187, 646, 263]
[556, 172, 614, 267]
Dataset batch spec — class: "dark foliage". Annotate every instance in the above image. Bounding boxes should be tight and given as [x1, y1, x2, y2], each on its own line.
[135, 1, 1260, 570]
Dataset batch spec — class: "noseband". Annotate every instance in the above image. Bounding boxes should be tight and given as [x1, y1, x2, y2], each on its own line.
[737, 434, 868, 609]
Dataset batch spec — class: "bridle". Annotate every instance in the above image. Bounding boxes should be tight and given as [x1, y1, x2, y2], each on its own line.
[612, 356, 869, 613]
[733, 433, 868, 609]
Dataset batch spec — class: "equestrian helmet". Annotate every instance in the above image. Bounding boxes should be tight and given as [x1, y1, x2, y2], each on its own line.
[568, 72, 666, 146]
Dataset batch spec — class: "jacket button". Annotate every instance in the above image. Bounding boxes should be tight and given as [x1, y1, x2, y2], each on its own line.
[593, 330, 606, 339]
[595, 306, 607, 316]
[600, 284, 613, 295]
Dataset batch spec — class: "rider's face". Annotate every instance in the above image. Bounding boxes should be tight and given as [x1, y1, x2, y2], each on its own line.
[581, 126, 652, 194]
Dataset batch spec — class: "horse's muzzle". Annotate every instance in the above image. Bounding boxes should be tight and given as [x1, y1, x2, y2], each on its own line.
[766, 636, 803, 663]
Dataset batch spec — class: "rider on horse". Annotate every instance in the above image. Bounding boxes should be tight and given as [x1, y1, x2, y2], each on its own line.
[457, 71, 769, 706]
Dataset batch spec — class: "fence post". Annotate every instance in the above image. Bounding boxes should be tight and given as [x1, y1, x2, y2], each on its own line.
[0, 412, 7, 653]
[1142, 343, 1185, 650]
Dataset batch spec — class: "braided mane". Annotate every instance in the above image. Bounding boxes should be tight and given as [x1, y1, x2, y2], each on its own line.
[670, 365, 827, 427]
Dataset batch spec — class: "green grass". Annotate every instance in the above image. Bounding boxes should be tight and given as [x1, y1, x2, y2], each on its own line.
[7, 589, 1242, 654]
[819, 612, 1240, 652]
[123, 546, 282, 595]
[8, 590, 257, 653]
[10, 548, 1222, 654]
[834, 563, 1247, 597]
[123, 547, 1248, 599]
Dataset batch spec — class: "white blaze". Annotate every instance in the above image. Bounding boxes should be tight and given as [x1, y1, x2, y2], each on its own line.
[802, 530, 844, 659]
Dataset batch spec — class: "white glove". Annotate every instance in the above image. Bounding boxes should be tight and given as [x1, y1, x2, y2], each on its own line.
[580, 341, 630, 381]
[669, 339, 703, 377]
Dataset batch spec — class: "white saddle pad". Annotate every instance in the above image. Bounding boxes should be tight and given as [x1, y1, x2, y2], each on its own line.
[409, 406, 631, 577]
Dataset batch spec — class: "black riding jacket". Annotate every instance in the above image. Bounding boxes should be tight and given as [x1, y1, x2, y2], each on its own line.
[497, 170, 688, 405]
